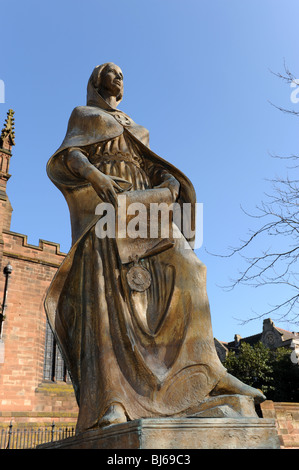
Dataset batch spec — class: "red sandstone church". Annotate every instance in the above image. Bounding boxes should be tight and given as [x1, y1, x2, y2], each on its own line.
[0, 110, 78, 429]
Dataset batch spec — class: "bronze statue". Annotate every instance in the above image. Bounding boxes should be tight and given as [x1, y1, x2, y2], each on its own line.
[45, 63, 265, 434]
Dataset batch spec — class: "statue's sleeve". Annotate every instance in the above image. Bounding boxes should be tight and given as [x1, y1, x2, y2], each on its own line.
[47, 145, 92, 188]
[145, 159, 177, 187]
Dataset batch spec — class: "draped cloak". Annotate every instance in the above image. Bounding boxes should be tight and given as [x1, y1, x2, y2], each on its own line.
[45, 86, 226, 433]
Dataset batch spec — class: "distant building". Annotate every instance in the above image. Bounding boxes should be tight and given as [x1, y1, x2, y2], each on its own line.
[215, 318, 299, 363]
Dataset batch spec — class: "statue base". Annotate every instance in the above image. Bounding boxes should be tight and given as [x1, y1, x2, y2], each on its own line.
[37, 417, 280, 449]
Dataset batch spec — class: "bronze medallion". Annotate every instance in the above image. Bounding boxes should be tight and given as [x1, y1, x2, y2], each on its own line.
[113, 112, 131, 127]
[126, 264, 151, 292]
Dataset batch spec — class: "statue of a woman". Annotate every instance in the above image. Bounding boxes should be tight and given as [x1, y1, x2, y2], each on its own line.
[45, 63, 265, 434]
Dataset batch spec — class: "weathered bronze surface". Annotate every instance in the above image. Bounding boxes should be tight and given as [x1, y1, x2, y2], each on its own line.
[45, 63, 265, 434]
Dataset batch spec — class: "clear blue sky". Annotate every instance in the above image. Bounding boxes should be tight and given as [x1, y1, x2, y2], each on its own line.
[1, 0, 299, 341]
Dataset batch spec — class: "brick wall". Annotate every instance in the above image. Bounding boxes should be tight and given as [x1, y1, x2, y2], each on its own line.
[0, 230, 78, 427]
[261, 401, 299, 448]
[0, 113, 78, 428]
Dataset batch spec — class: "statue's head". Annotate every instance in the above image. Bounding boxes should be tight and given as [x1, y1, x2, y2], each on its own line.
[87, 63, 123, 106]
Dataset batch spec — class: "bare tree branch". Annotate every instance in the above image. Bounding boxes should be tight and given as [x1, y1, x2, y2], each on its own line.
[212, 63, 299, 326]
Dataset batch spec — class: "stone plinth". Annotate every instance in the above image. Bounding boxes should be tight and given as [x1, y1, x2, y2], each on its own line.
[37, 417, 280, 449]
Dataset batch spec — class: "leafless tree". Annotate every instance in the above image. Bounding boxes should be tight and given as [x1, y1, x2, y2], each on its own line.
[216, 63, 299, 326]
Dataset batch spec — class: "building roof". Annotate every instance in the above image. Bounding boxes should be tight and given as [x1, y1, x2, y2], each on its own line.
[215, 318, 299, 353]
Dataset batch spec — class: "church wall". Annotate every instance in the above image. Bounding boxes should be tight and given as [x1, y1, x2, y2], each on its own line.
[0, 230, 78, 427]
[261, 401, 299, 448]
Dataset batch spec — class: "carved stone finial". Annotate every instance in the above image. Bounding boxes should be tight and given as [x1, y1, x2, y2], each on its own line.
[1, 109, 15, 146]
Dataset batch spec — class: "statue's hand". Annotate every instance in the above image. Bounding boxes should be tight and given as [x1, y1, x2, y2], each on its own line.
[89, 170, 122, 207]
[65, 149, 122, 207]
[155, 175, 180, 201]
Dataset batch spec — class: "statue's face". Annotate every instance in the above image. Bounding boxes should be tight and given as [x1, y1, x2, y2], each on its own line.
[100, 64, 123, 98]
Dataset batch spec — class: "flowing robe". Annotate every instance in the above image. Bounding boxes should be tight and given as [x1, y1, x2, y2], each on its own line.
[45, 102, 226, 433]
